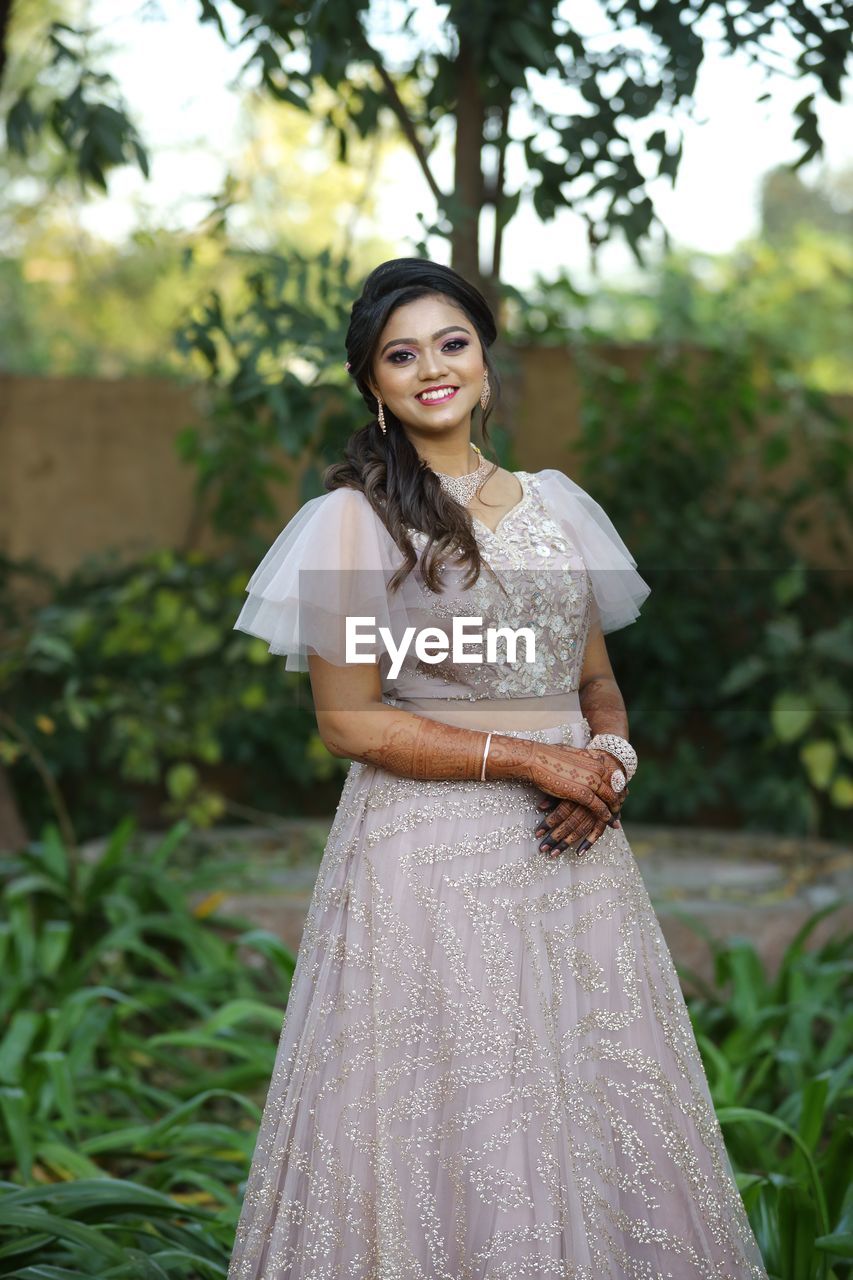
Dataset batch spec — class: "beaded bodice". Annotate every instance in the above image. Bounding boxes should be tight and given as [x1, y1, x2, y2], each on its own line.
[383, 470, 592, 701]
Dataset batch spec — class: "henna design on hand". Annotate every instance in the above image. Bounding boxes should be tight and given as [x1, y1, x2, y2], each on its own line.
[367, 715, 487, 781]
[533, 665, 631, 858]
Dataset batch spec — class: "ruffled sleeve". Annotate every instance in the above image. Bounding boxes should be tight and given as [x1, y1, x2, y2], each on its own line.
[536, 468, 651, 634]
[232, 486, 416, 671]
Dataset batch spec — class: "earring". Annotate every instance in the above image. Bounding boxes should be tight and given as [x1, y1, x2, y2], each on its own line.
[480, 370, 490, 411]
[377, 396, 387, 435]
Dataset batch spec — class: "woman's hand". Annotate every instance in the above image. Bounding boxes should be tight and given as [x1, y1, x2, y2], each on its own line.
[525, 743, 622, 841]
[534, 750, 628, 858]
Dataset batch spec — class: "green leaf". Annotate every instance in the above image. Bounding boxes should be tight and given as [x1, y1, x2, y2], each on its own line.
[771, 692, 814, 742]
[0, 1208, 125, 1259]
[800, 739, 837, 790]
[719, 654, 767, 696]
[38, 920, 72, 976]
[36, 825, 68, 884]
[829, 775, 853, 807]
[717, 1106, 830, 1236]
[814, 1233, 853, 1258]
[203, 999, 284, 1034]
[777, 1182, 818, 1279]
[0, 1087, 33, 1181]
[6, 93, 44, 155]
[797, 1074, 829, 1151]
[837, 722, 853, 759]
[33, 1051, 79, 1135]
[36, 1141, 109, 1181]
[166, 762, 199, 801]
[0, 1012, 42, 1084]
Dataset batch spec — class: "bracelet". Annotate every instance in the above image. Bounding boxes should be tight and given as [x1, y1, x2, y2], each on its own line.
[587, 733, 637, 782]
[480, 731, 493, 781]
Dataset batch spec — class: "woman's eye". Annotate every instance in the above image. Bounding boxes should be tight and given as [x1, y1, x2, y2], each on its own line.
[388, 339, 468, 365]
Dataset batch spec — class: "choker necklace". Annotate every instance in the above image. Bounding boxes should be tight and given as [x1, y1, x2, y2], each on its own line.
[431, 444, 491, 505]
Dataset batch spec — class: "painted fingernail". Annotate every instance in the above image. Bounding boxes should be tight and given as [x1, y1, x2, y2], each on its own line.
[576, 839, 591, 853]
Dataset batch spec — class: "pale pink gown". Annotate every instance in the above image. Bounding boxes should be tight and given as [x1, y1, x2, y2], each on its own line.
[228, 468, 768, 1279]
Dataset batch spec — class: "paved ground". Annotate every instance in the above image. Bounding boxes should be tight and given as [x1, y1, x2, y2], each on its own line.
[170, 817, 853, 993]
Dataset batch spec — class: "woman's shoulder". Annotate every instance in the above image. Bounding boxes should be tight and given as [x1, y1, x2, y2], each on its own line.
[527, 466, 596, 502]
[289, 483, 382, 525]
[527, 465, 570, 483]
[297, 482, 368, 509]
[516, 466, 570, 486]
[287, 484, 401, 562]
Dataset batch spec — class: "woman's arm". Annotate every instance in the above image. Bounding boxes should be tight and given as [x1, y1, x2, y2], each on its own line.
[534, 622, 630, 854]
[308, 654, 621, 828]
[577, 622, 629, 743]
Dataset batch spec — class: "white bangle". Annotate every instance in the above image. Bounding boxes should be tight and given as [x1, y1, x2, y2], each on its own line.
[480, 731, 493, 782]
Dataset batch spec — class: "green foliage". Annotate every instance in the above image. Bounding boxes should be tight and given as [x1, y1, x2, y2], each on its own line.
[0, 228, 235, 378]
[0, 819, 849, 1274]
[0, 547, 343, 841]
[506, 218, 853, 394]
[582, 345, 851, 837]
[5, 3, 850, 278]
[504, 286, 853, 835]
[723, 568, 853, 813]
[175, 245, 366, 536]
[4, 21, 149, 192]
[683, 906, 853, 1279]
[0, 816, 294, 1271]
[0, 97, 399, 379]
[760, 164, 853, 246]
[196, 0, 851, 271]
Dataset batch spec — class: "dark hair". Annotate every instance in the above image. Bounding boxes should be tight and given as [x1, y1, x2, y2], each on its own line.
[324, 257, 503, 594]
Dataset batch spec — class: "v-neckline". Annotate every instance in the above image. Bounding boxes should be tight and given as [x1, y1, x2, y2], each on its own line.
[468, 471, 528, 538]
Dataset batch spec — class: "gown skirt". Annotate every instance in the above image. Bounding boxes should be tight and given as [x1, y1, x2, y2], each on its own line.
[227, 703, 768, 1280]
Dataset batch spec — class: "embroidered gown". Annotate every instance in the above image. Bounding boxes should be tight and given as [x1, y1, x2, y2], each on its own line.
[228, 467, 768, 1279]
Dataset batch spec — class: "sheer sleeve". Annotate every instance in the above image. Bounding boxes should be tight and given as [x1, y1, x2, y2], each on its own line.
[232, 486, 417, 671]
[537, 468, 651, 634]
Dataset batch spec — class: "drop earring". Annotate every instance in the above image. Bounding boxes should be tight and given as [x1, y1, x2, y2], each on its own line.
[480, 371, 490, 411]
[377, 396, 387, 434]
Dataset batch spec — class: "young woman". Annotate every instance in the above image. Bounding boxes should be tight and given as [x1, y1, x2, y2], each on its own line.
[228, 258, 767, 1278]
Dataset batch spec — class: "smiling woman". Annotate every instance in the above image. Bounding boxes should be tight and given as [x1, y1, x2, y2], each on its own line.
[227, 257, 768, 1280]
[375, 310, 486, 431]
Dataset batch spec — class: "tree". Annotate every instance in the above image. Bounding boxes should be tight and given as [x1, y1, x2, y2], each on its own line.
[2, 0, 852, 308]
[760, 160, 853, 242]
[0, 86, 400, 376]
[1, 1, 148, 192]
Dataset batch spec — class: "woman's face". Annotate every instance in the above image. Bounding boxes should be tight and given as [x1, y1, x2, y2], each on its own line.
[368, 293, 485, 434]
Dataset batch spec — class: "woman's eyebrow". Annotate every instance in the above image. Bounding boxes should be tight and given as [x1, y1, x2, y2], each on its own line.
[380, 325, 471, 355]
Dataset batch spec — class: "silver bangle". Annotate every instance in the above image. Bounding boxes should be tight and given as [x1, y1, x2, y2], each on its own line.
[587, 733, 637, 782]
[480, 731, 493, 782]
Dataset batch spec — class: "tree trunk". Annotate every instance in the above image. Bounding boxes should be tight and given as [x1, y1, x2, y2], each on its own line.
[451, 31, 485, 293]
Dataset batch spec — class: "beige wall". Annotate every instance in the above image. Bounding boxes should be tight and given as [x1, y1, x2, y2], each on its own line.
[0, 375, 217, 576]
[1, 349, 849, 586]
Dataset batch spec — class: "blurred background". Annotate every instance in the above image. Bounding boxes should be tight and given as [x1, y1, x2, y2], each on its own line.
[0, 2, 851, 1274]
